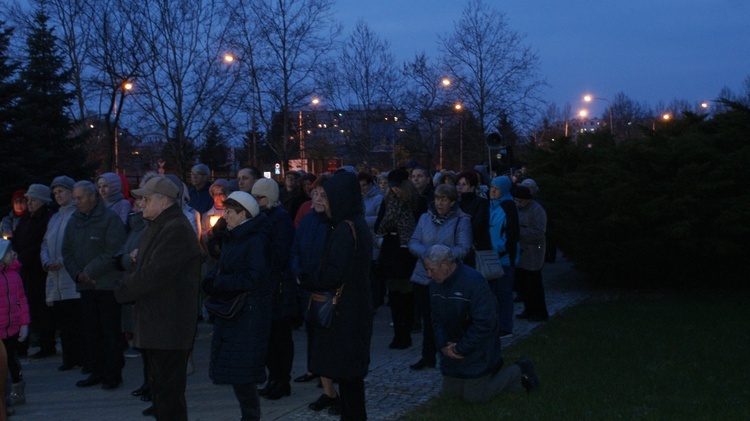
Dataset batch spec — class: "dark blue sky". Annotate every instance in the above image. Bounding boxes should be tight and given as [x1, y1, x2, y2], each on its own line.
[336, 0, 750, 116]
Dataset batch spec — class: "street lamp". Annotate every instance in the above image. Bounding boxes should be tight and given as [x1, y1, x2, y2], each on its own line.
[438, 78, 453, 170]
[454, 103, 464, 170]
[583, 94, 613, 132]
[114, 81, 134, 174]
[224, 53, 260, 168]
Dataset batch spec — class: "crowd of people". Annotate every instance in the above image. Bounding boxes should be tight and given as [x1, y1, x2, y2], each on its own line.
[0, 160, 550, 420]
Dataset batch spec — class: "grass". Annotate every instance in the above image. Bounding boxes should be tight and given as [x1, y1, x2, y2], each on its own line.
[403, 289, 750, 420]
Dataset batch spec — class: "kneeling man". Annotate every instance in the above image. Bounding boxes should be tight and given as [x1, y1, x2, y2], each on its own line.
[425, 244, 538, 403]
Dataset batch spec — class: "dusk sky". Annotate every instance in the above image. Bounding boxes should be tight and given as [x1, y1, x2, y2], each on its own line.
[335, 0, 750, 117]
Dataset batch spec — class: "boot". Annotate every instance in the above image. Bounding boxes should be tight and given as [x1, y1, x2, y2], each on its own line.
[9, 381, 26, 406]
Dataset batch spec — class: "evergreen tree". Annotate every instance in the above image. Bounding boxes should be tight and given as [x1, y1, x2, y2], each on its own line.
[0, 21, 24, 205]
[8, 10, 93, 193]
[200, 121, 229, 172]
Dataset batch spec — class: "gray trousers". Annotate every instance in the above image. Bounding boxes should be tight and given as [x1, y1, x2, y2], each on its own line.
[442, 364, 523, 403]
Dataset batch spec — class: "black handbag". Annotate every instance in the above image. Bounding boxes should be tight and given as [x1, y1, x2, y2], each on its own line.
[305, 285, 344, 328]
[305, 220, 356, 328]
[204, 292, 249, 320]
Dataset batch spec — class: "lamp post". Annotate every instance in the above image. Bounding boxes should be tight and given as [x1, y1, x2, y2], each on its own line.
[225, 53, 260, 168]
[114, 81, 133, 174]
[438, 78, 452, 171]
[454, 103, 464, 170]
[583, 94, 613, 132]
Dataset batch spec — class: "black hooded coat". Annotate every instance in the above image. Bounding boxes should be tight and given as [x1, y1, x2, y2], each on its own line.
[304, 171, 373, 379]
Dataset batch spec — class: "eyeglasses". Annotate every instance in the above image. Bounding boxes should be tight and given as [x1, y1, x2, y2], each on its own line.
[253, 195, 266, 201]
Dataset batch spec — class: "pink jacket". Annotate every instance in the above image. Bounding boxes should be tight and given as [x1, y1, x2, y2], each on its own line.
[0, 260, 31, 339]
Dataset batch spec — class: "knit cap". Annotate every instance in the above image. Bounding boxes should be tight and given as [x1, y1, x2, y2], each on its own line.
[251, 178, 280, 205]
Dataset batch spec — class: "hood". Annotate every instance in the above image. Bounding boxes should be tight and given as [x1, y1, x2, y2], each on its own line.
[490, 176, 513, 202]
[1, 260, 21, 273]
[323, 171, 363, 224]
[98, 172, 124, 202]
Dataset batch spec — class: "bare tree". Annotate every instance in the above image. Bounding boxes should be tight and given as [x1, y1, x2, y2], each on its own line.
[250, 0, 341, 170]
[126, 0, 244, 178]
[439, 0, 545, 135]
[44, 0, 91, 121]
[321, 20, 401, 164]
[400, 53, 447, 168]
[611, 91, 649, 139]
[79, 0, 151, 172]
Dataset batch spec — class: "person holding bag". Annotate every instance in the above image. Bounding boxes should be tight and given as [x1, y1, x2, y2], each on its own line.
[374, 168, 422, 350]
[202, 191, 273, 421]
[299, 170, 373, 420]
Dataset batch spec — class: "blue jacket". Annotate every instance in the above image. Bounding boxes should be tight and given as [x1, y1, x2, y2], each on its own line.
[188, 184, 212, 215]
[206, 213, 274, 384]
[430, 262, 503, 378]
[489, 199, 520, 267]
[409, 204, 472, 285]
[290, 210, 331, 285]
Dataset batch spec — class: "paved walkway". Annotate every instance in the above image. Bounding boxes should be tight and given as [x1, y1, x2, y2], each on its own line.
[11, 255, 590, 420]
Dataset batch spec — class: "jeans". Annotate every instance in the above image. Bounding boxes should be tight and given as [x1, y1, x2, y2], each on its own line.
[491, 265, 515, 333]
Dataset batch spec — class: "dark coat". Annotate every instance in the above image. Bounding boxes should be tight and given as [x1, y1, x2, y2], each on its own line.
[12, 207, 53, 297]
[264, 206, 297, 320]
[430, 262, 503, 379]
[188, 184, 212, 215]
[63, 200, 126, 291]
[114, 204, 200, 350]
[290, 210, 331, 284]
[205, 213, 273, 384]
[302, 172, 373, 380]
[458, 191, 491, 267]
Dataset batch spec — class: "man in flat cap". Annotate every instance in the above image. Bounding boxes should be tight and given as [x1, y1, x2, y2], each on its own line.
[115, 176, 201, 421]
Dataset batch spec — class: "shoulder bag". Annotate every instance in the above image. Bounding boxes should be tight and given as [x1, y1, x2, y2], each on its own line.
[306, 220, 356, 328]
[473, 246, 505, 280]
[203, 267, 249, 320]
[204, 292, 249, 320]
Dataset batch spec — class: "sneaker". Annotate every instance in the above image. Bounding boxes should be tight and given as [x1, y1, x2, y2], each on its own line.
[499, 331, 513, 339]
[515, 358, 539, 393]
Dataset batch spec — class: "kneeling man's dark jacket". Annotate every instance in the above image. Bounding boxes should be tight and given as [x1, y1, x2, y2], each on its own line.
[115, 204, 201, 350]
[430, 262, 503, 378]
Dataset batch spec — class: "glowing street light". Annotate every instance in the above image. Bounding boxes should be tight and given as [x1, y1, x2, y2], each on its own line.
[579, 109, 588, 118]
[454, 103, 464, 169]
[583, 94, 613, 131]
[114, 80, 134, 174]
[223, 54, 235, 63]
[662, 113, 671, 121]
[438, 78, 453, 170]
